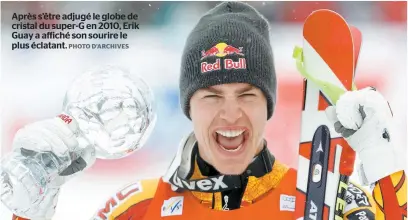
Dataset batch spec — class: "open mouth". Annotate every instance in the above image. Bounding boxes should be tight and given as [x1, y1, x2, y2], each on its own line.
[215, 128, 248, 152]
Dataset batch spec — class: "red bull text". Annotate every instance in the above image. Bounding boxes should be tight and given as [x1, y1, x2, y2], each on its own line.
[201, 58, 246, 73]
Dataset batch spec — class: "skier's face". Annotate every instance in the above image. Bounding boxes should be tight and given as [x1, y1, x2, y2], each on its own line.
[190, 83, 268, 175]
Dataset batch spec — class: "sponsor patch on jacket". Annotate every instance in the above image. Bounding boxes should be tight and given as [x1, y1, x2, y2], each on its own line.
[280, 194, 296, 212]
[170, 170, 229, 191]
[344, 183, 371, 213]
[161, 196, 184, 217]
[94, 181, 143, 220]
[346, 209, 375, 220]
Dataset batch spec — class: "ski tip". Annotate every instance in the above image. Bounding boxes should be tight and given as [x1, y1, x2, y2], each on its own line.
[308, 9, 339, 17]
[349, 26, 362, 77]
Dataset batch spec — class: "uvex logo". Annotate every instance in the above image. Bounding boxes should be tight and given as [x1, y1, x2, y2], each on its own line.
[171, 171, 228, 192]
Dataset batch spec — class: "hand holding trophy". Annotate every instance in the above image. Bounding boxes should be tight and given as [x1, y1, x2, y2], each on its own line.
[0, 66, 156, 219]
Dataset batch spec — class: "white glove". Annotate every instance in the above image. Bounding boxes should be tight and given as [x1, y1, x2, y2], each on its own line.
[7, 116, 96, 220]
[325, 87, 403, 185]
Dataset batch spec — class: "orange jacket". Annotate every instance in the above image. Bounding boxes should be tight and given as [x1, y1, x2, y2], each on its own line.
[14, 161, 406, 220]
[89, 160, 406, 220]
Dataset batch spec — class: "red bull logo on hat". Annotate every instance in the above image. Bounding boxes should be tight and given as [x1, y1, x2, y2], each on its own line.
[200, 42, 247, 73]
[201, 42, 244, 60]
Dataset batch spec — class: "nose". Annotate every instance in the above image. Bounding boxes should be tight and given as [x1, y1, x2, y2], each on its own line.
[219, 98, 242, 123]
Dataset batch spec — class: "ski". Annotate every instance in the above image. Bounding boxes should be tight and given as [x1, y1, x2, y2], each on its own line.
[293, 9, 362, 220]
[304, 125, 331, 220]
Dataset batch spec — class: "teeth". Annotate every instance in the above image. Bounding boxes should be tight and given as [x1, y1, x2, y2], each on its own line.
[216, 129, 245, 138]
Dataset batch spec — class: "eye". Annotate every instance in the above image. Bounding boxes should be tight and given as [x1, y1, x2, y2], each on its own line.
[239, 93, 256, 97]
[203, 94, 220, 99]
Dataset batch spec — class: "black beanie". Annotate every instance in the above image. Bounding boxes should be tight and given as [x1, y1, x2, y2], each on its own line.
[179, 1, 277, 120]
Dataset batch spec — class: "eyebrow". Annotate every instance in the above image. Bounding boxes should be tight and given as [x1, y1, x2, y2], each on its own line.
[202, 85, 255, 94]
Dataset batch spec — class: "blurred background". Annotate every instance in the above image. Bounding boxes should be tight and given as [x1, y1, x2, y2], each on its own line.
[1, 1, 406, 219]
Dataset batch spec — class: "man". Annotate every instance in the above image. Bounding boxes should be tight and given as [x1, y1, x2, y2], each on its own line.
[12, 2, 406, 220]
